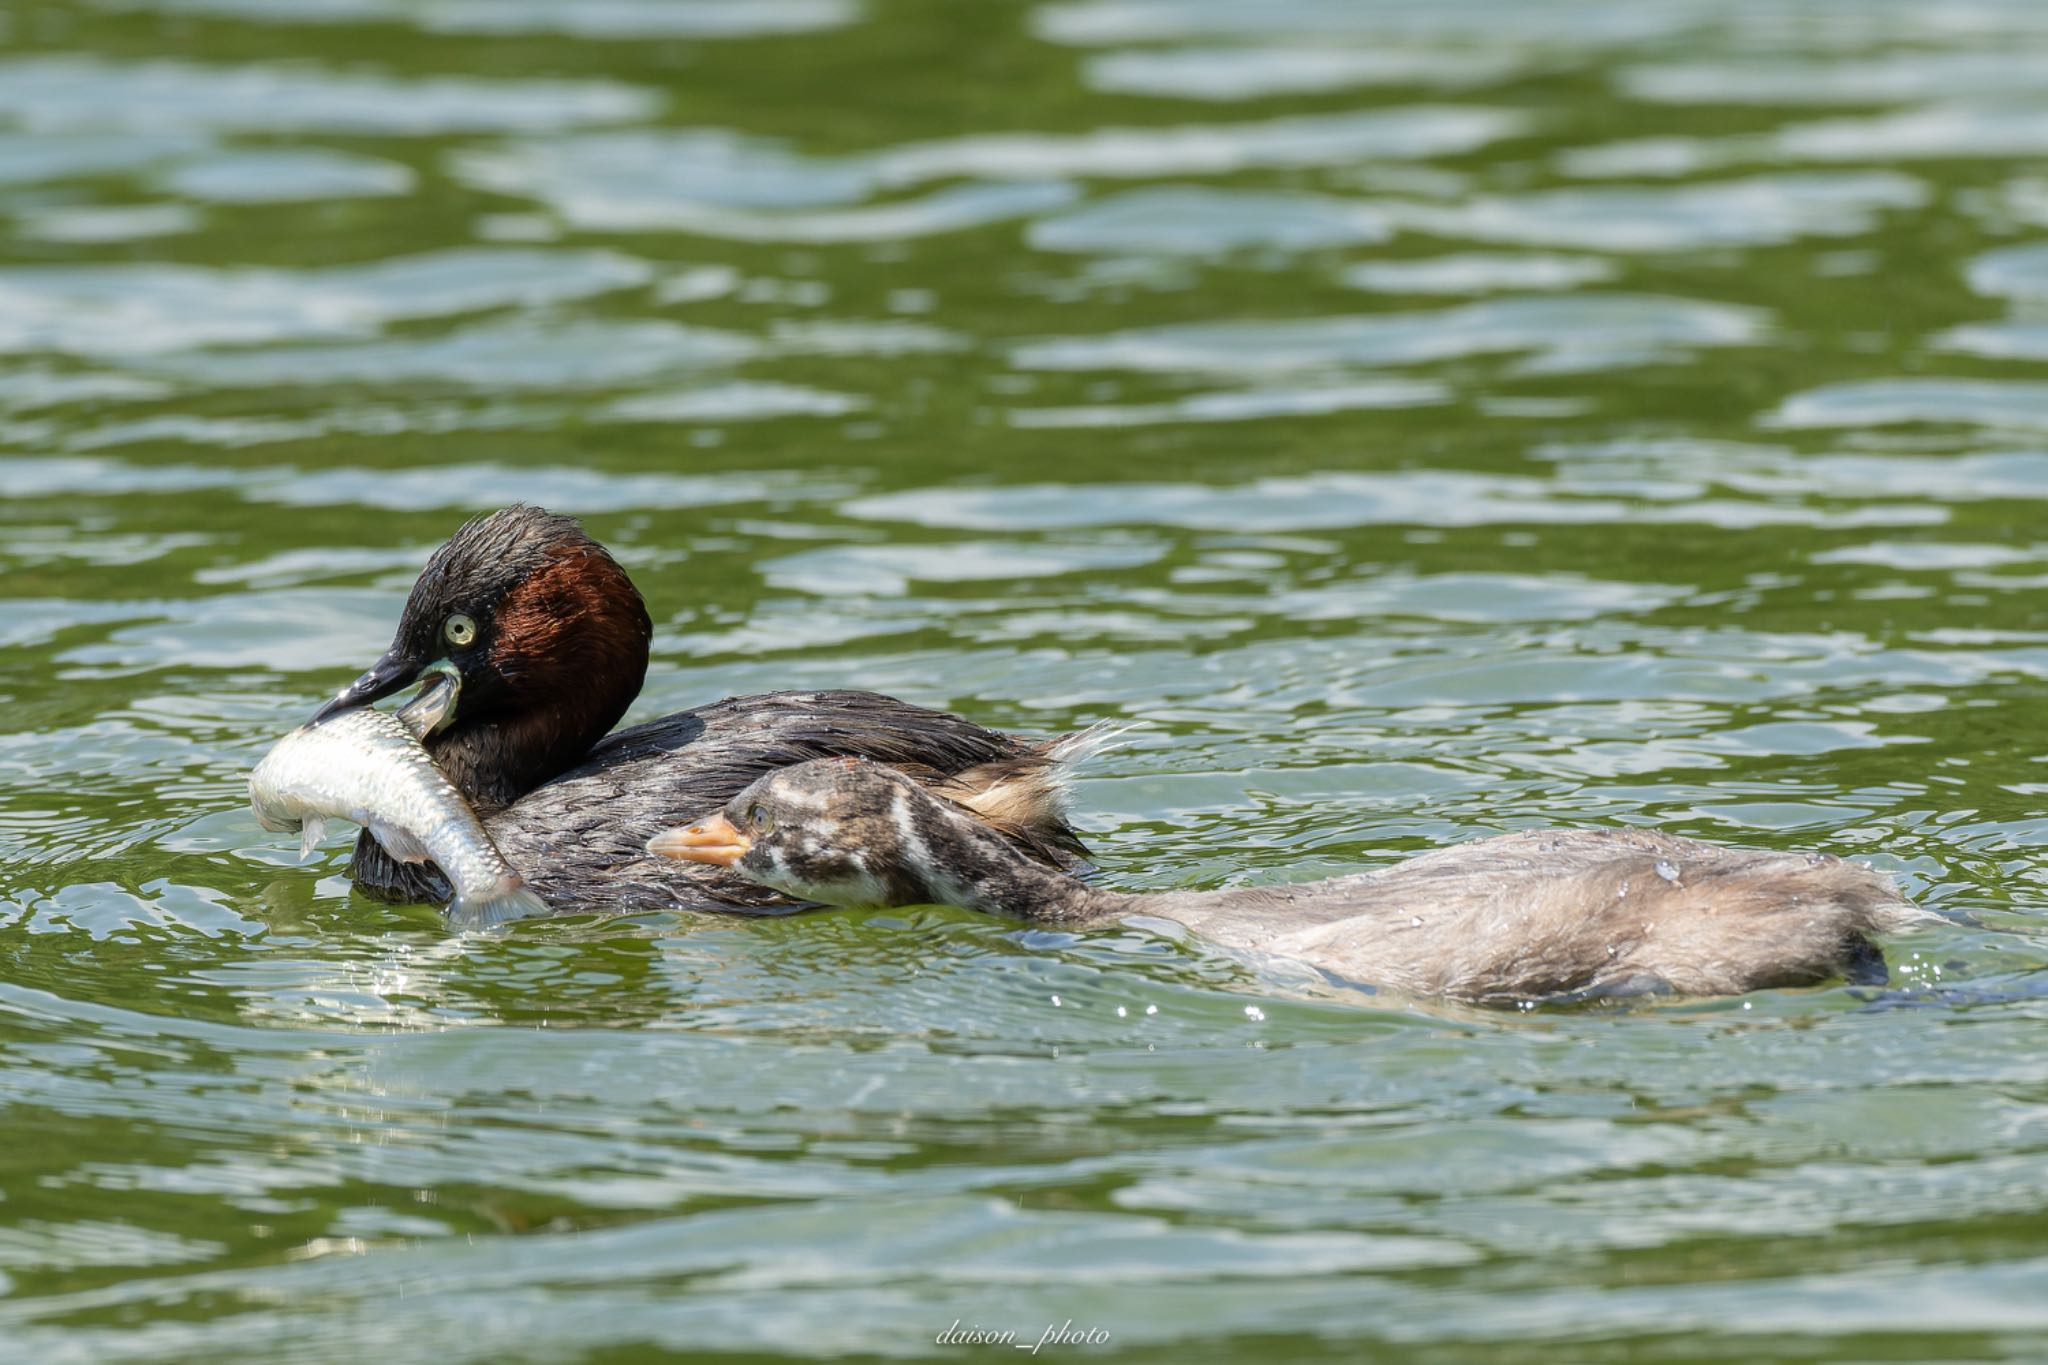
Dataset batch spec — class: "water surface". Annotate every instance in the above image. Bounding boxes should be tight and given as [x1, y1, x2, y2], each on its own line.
[4, 0, 2048, 1358]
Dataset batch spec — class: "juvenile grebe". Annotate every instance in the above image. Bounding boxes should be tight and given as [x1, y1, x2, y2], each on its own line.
[649, 758, 1932, 1002]
[310, 505, 1083, 912]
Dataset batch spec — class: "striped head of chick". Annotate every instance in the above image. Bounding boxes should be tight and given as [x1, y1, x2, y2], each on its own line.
[647, 757, 1021, 910]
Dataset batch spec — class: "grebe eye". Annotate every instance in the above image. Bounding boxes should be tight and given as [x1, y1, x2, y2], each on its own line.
[748, 803, 774, 833]
[442, 613, 478, 647]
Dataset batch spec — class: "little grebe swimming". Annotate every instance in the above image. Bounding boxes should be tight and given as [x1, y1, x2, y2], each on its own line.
[311, 505, 1084, 912]
[648, 758, 1933, 1002]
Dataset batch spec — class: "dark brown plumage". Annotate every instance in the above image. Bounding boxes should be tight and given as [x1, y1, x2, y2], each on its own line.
[650, 758, 1936, 1003]
[314, 506, 1084, 913]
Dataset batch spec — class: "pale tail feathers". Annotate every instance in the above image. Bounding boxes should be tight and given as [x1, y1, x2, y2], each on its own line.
[1045, 719, 1145, 775]
[1034, 718, 1145, 822]
[1861, 871, 1942, 934]
[1813, 855, 1936, 935]
[933, 720, 1145, 864]
[1876, 902, 1945, 933]
[959, 719, 1145, 820]
[447, 875, 550, 931]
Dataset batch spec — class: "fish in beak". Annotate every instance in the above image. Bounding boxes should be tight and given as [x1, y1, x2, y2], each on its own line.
[312, 654, 462, 737]
[647, 813, 752, 867]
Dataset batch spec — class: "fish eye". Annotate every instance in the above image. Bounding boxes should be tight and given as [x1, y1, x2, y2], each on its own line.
[748, 802, 774, 833]
[442, 613, 478, 647]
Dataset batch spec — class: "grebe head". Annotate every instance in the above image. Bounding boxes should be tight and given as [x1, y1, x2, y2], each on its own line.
[313, 504, 652, 807]
[648, 757, 1018, 909]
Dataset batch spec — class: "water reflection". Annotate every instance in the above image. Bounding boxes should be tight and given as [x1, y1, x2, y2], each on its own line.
[1009, 295, 1768, 375]
[159, 149, 415, 203]
[98, 0, 861, 37]
[0, 55, 656, 133]
[0, 249, 651, 355]
[1399, 172, 1926, 250]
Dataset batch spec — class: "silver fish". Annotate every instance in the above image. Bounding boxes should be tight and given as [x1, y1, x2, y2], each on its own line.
[247, 705, 547, 929]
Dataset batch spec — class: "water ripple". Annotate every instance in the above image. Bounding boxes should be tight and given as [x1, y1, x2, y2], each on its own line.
[1621, 52, 2048, 106]
[1343, 252, 1616, 294]
[1402, 172, 1927, 251]
[874, 106, 1526, 181]
[1005, 379, 1447, 429]
[1009, 294, 1767, 375]
[1966, 242, 2048, 302]
[5, 0, 2048, 1356]
[163, 318, 758, 390]
[1768, 379, 2048, 432]
[0, 249, 651, 356]
[97, 0, 859, 37]
[846, 469, 1932, 533]
[158, 149, 415, 203]
[1083, 44, 1526, 101]
[0, 130, 210, 185]
[1029, 186, 1394, 254]
[0, 55, 657, 134]
[456, 129, 1076, 238]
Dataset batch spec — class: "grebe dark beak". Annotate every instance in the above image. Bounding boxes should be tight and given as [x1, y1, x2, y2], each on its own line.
[310, 647, 420, 726]
[647, 813, 752, 867]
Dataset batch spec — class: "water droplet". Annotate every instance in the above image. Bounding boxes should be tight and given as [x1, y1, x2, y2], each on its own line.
[1244, 1004, 1266, 1021]
[1741, 1001, 1753, 1010]
[1655, 858, 1681, 883]
[1049, 994, 1061, 1007]
[1410, 915, 1423, 928]
[1145, 1004, 1158, 1015]
[1115, 1005, 1127, 1018]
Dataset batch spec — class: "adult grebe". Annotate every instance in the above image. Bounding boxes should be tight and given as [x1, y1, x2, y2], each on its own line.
[311, 505, 1083, 912]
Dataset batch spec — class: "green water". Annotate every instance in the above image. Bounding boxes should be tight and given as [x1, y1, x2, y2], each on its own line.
[5, 0, 2048, 1358]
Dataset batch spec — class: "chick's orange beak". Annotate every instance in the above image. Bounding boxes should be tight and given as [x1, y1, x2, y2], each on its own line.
[647, 813, 752, 867]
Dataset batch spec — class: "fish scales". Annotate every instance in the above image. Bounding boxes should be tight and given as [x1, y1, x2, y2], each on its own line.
[247, 707, 547, 928]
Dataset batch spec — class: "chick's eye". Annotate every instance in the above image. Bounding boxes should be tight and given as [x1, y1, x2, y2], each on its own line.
[748, 803, 774, 833]
[442, 613, 478, 647]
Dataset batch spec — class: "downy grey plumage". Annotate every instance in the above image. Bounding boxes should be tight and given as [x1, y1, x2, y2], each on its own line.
[649, 757, 1934, 1004]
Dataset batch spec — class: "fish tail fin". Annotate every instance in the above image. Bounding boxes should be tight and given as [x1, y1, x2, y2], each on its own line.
[448, 875, 550, 931]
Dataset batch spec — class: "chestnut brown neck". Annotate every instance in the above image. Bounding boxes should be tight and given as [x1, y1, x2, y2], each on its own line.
[431, 543, 651, 811]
